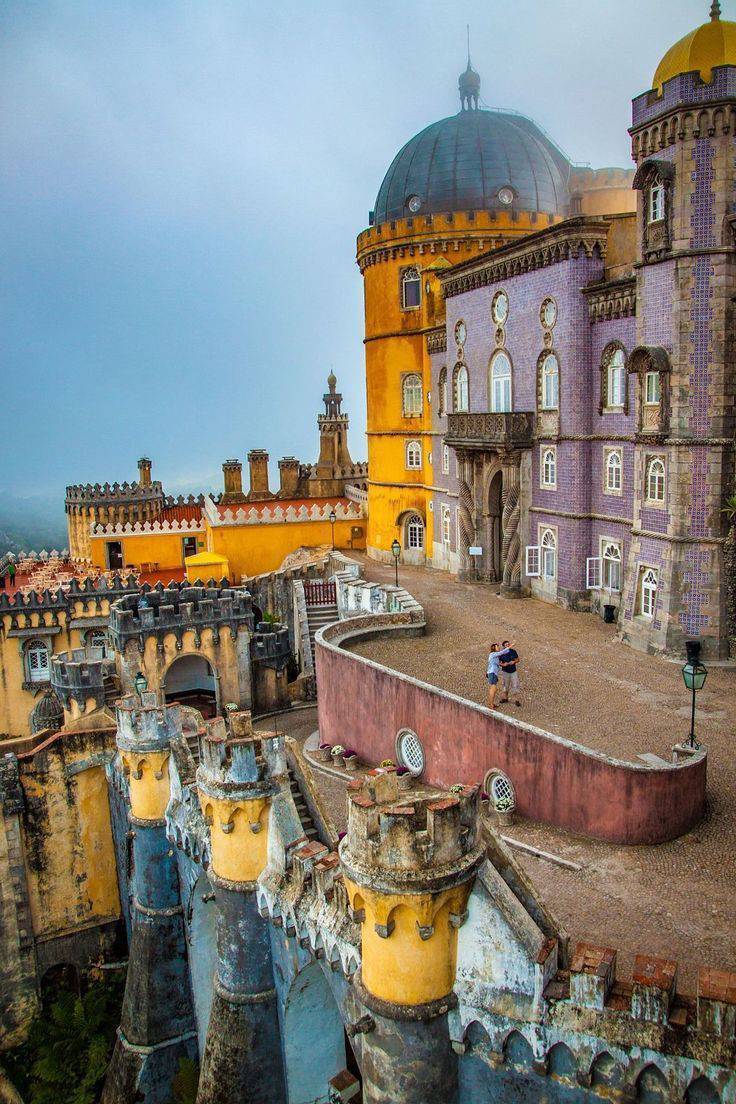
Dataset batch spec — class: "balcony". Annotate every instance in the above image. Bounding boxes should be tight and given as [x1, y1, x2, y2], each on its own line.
[444, 412, 535, 451]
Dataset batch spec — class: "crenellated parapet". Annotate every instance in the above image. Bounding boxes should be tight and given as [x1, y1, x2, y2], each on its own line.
[109, 582, 255, 654]
[65, 479, 165, 509]
[50, 647, 114, 715]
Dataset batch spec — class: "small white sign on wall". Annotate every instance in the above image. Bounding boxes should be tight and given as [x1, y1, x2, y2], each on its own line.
[468, 546, 483, 556]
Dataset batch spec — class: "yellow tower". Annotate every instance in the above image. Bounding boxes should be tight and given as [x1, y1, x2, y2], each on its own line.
[357, 60, 635, 564]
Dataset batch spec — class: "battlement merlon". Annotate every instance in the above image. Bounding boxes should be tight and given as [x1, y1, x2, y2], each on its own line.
[340, 776, 484, 895]
[50, 648, 114, 711]
[108, 584, 255, 652]
[196, 714, 286, 803]
[630, 65, 736, 130]
[116, 693, 182, 755]
[64, 480, 165, 508]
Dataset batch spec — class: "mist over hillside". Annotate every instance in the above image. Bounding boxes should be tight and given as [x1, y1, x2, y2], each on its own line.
[0, 489, 67, 555]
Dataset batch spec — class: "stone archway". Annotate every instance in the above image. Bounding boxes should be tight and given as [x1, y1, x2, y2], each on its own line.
[164, 654, 218, 718]
[487, 469, 504, 582]
[282, 960, 353, 1103]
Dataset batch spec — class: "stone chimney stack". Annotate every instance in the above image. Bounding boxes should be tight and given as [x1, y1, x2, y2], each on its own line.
[247, 450, 271, 500]
[221, 459, 245, 504]
[278, 457, 301, 499]
[137, 457, 152, 487]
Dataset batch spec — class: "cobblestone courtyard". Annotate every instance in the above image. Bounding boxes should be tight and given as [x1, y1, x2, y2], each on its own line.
[262, 558, 736, 993]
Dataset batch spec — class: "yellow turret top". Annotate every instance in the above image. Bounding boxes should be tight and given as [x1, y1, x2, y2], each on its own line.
[653, 2, 736, 93]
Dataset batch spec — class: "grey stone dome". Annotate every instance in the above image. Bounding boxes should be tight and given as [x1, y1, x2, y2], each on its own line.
[373, 108, 571, 224]
[30, 689, 64, 734]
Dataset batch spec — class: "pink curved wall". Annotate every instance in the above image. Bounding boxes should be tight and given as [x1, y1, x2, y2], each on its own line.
[315, 619, 707, 845]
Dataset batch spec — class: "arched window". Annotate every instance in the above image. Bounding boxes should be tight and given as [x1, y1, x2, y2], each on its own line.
[85, 628, 110, 658]
[490, 351, 512, 412]
[26, 639, 50, 684]
[645, 370, 661, 405]
[400, 267, 421, 309]
[605, 449, 622, 493]
[602, 541, 622, 591]
[405, 514, 424, 550]
[646, 457, 665, 502]
[636, 1063, 669, 1102]
[402, 374, 423, 416]
[648, 183, 664, 224]
[541, 447, 556, 488]
[405, 440, 422, 470]
[453, 365, 469, 412]
[608, 348, 626, 407]
[438, 367, 447, 416]
[442, 444, 450, 475]
[541, 528, 557, 579]
[541, 354, 559, 410]
[640, 568, 658, 619]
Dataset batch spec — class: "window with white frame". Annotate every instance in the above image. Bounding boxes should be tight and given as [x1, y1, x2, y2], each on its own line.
[608, 348, 626, 407]
[405, 440, 422, 470]
[402, 374, 423, 416]
[441, 504, 451, 548]
[648, 183, 664, 224]
[490, 351, 512, 412]
[525, 544, 541, 577]
[438, 367, 447, 415]
[26, 638, 50, 683]
[604, 448, 623, 494]
[645, 370, 661, 405]
[401, 267, 421, 309]
[541, 528, 557, 579]
[646, 456, 666, 503]
[85, 628, 110, 657]
[541, 446, 557, 489]
[405, 514, 424, 550]
[454, 365, 469, 412]
[396, 728, 425, 775]
[442, 444, 450, 475]
[639, 567, 658, 618]
[541, 353, 559, 410]
[602, 541, 622, 591]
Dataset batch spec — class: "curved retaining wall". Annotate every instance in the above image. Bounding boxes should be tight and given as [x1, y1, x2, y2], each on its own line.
[315, 615, 707, 845]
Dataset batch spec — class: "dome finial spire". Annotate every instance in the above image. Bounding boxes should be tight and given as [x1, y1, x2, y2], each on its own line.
[710, 0, 721, 19]
[459, 27, 481, 111]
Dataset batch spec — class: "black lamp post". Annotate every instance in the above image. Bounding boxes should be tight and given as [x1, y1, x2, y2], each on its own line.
[328, 508, 337, 551]
[681, 640, 707, 749]
[134, 670, 148, 702]
[391, 539, 401, 587]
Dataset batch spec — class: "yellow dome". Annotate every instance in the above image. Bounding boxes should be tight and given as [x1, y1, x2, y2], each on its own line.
[653, 3, 736, 93]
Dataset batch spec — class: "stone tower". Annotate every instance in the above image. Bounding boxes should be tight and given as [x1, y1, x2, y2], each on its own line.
[195, 711, 287, 1104]
[623, 4, 736, 656]
[65, 458, 165, 563]
[310, 373, 356, 497]
[340, 772, 484, 1104]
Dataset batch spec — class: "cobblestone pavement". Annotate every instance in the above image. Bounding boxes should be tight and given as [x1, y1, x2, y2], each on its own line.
[264, 551, 736, 993]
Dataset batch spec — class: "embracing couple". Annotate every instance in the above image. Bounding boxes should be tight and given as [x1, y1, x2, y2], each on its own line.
[486, 640, 522, 711]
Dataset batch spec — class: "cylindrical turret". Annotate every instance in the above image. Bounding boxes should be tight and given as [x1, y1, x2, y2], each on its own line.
[195, 711, 287, 1104]
[137, 457, 152, 487]
[340, 770, 484, 1104]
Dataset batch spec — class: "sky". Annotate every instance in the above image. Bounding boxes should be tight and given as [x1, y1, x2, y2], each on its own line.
[0, 0, 709, 499]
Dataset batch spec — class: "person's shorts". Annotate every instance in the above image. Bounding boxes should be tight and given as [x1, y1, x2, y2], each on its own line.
[502, 671, 520, 690]
[487, 672, 499, 686]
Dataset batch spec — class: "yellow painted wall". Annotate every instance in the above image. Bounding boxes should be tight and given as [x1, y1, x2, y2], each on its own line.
[120, 749, 171, 821]
[120, 627, 244, 710]
[206, 516, 364, 581]
[199, 795, 270, 883]
[89, 530, 204, 572]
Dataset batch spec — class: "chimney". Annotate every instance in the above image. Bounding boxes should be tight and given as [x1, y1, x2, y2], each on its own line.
[278, 457, 301, 499]
[247, 450, 271, 500]
[137, 457, 152, 487]
[221, 459, 245, 504]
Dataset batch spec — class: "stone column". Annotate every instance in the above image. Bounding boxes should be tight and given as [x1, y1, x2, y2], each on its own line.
[501, 454, 522, 597]
[195, 712, 286, 1104]
[341, 773, 484, 1104]
[456, 451, 475, 579]
[102, 696, 196, 1104]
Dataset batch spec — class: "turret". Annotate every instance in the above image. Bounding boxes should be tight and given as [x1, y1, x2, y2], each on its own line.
[137, 456, 152, 488]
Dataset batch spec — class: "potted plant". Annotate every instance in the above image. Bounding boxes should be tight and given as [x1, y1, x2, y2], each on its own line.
[330, 745, 345, 765]
[449, 783, 465, 795]
[494, 794, 515, 827]
[342, 748, 359, 771]
[380, 759, 395, 769]
[396, 766, 412, 791]
[315, 742, 332, 763]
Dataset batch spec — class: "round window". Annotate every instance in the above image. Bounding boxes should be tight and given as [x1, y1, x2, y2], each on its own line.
[498, 186, 515, 205]
[540, 296, 557, 330]
[406, 194, 422, 214]
[484, 769, 516, 810]
[396, 729, 425, 776]
[454, 319, 467, 347]
[492, 290, 509, 325]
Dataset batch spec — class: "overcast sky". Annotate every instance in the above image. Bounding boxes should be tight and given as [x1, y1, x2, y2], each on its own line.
[1, 0, 706, 497]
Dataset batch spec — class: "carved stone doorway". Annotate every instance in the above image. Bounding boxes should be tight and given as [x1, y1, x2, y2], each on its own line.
[487, 469, 503, 582]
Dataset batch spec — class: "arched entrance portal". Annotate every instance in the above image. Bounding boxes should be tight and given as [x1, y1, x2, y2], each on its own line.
[282, 961, 355, 1103]
[164, 654, 218, 718]
[487, 470, 503, 582]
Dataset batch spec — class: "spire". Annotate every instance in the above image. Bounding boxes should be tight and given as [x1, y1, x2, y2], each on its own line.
[711, 0, 721, 18]
[458, 27, 481, 111]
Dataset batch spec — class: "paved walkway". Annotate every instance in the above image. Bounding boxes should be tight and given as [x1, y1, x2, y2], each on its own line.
[326, 558, 735, 992]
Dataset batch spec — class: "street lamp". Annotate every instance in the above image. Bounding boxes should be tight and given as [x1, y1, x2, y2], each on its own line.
[391, 539, 401, 587]
[134, 670, 148, 702]
[681, 640, 707, 749]
[328, 508, 337, 551]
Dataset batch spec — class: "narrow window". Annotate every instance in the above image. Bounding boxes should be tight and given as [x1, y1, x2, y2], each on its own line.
[401, 267, 421, 309]
[541, 447, 557, 488]
[525, 545, 541, 577]
[441, 505, 451, 548]
[648, 183, 664, 224]
[541, 528, 557, 580]
[608, 348, 626, 407]
[640, 568, 658, 618]
[541, 354, 559, 410]
[402, 374, 423, 416]
[587, 557, 602, 589]
[605, 449, 622, 493]
[602, 542, 622, 591]
[26, 639, 50, 683]
[405, 440, 422, 470]
[490, 351, 512, 412]
[442, 444, 450, 475]
[438, 367, 447, 416]
[405, 514, 424, 549]
[454, 365, 469, 412]
[646, 457, 666, 503]
[645, 370, 661, 405]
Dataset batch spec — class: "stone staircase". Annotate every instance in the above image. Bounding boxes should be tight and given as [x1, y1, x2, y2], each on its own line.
[306, 602, 339, 661]
[288, 766, 320, 842]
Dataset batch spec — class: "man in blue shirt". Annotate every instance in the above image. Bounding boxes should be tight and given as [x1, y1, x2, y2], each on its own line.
[499, 639, 522, 707]
[486, 642, 507, 710]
